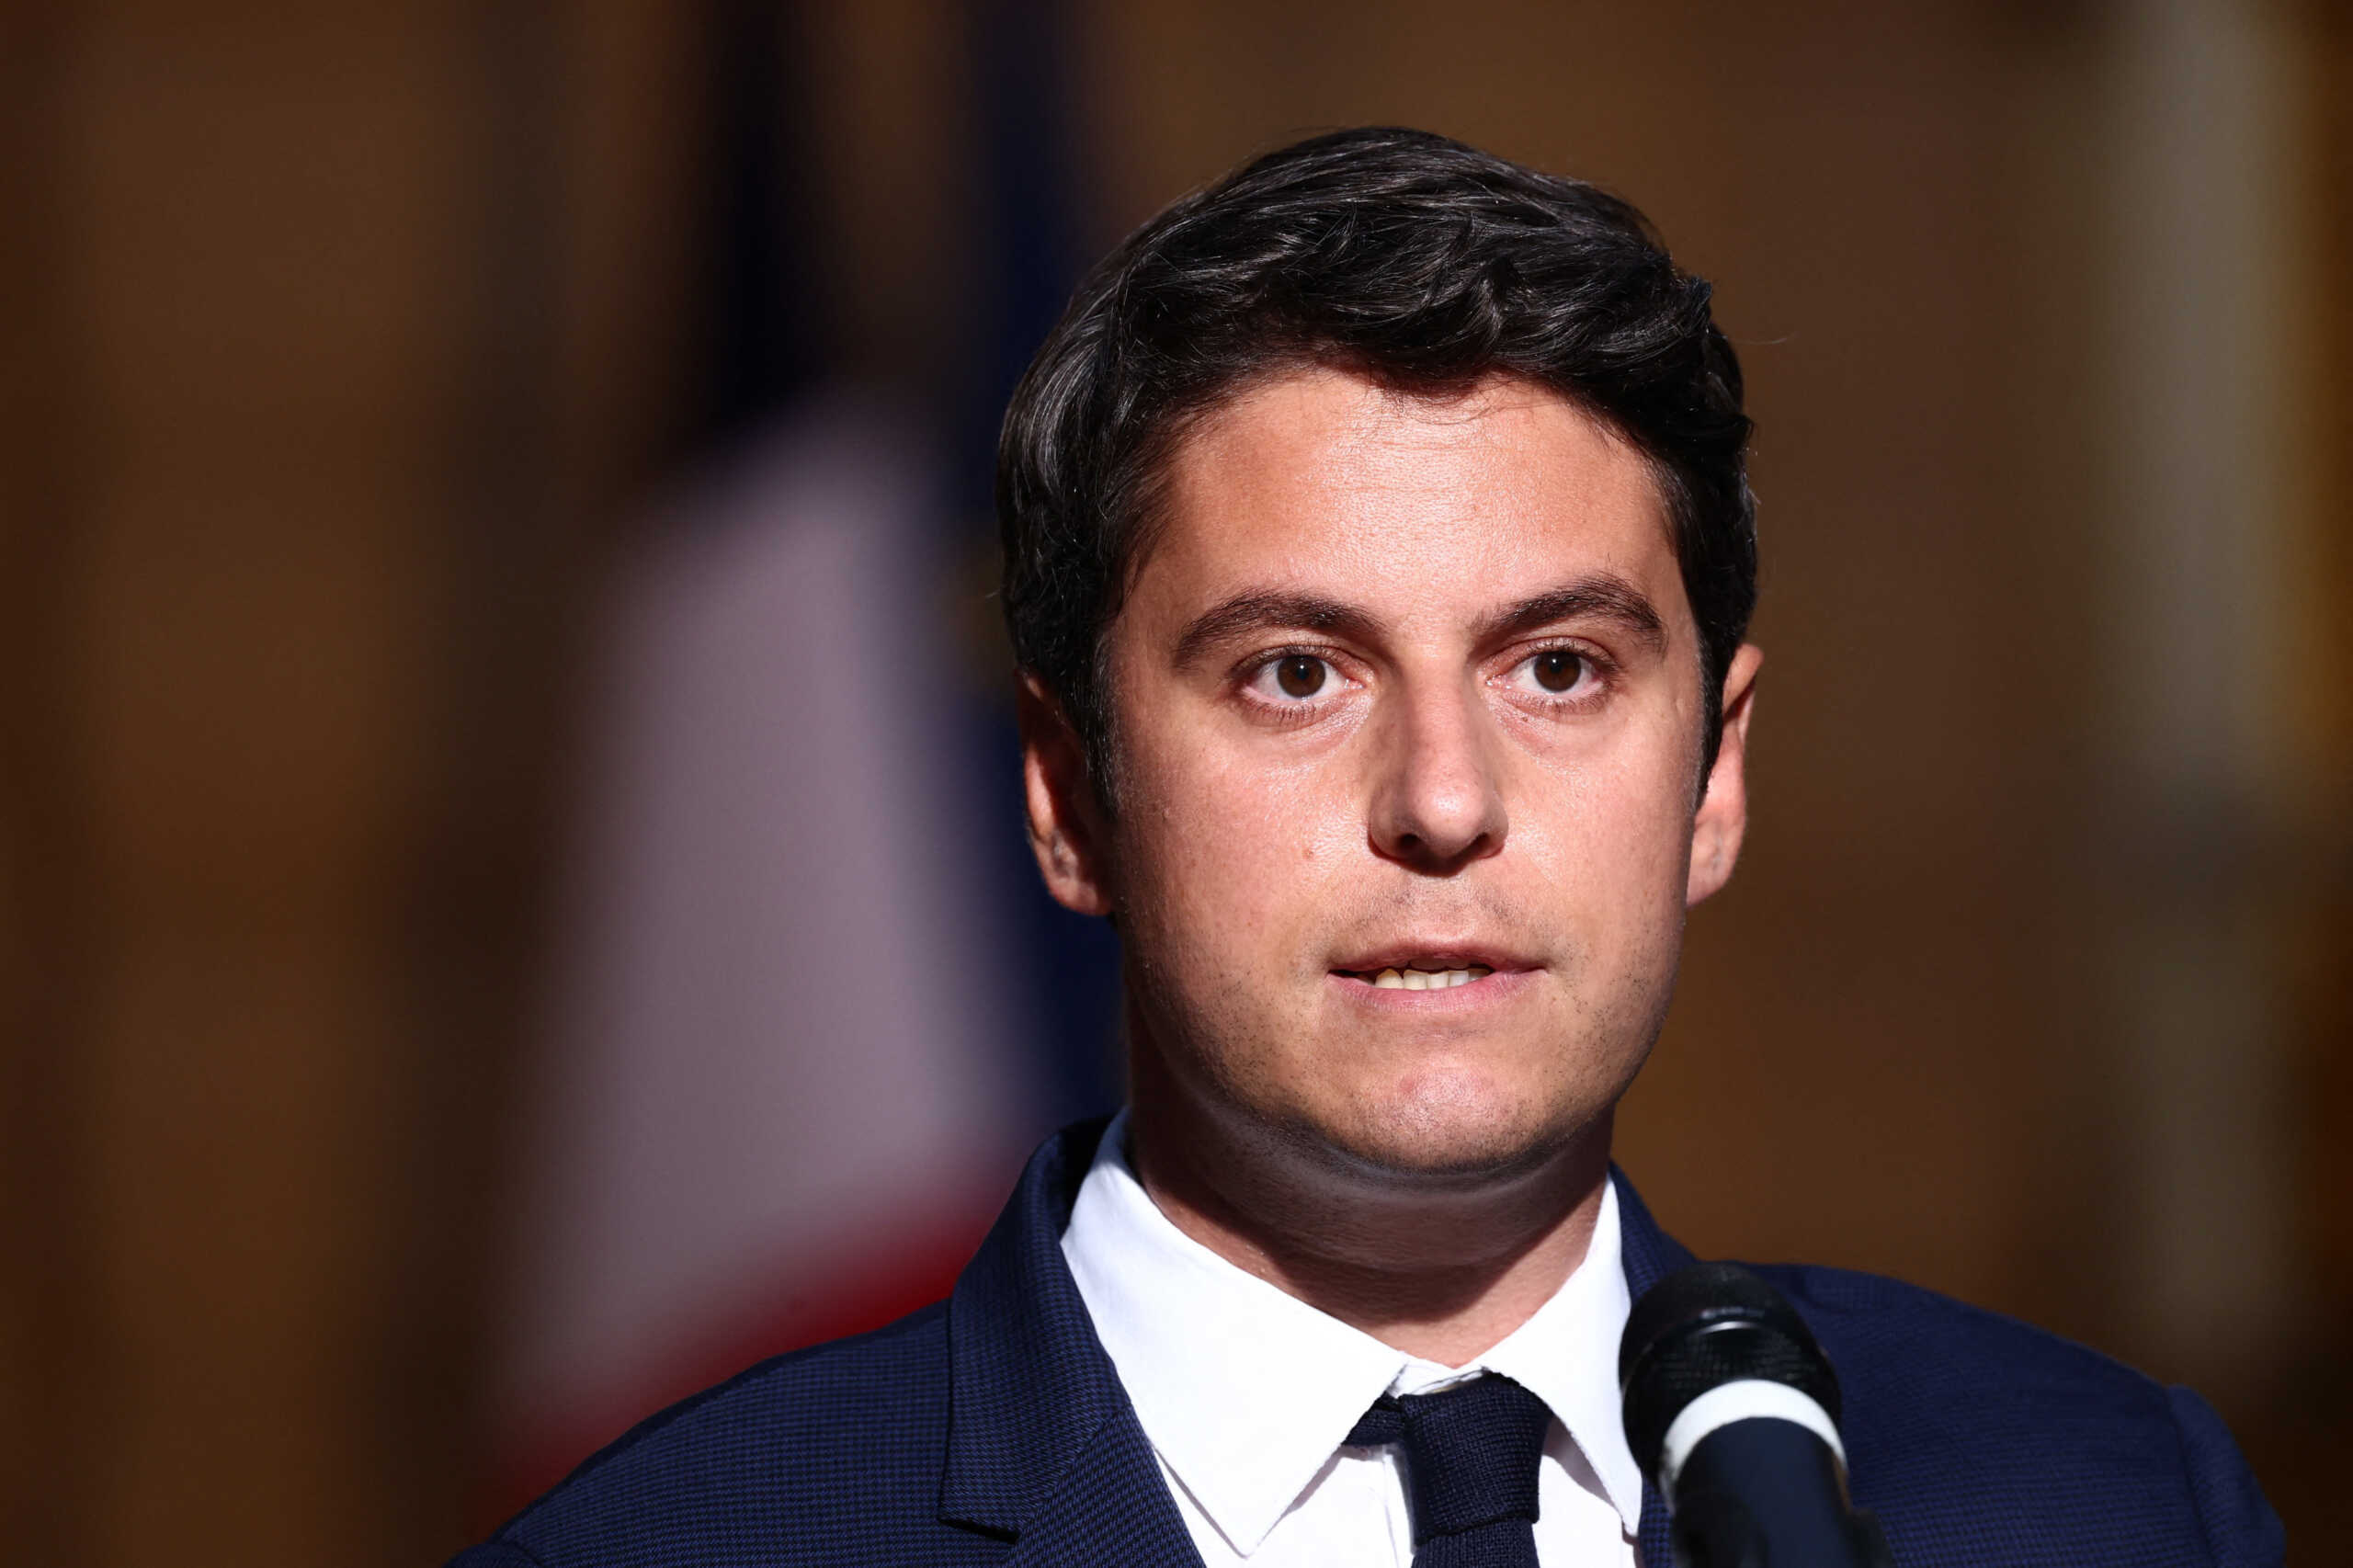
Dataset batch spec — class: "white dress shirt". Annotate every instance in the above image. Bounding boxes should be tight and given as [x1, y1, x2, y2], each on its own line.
[1062, 1112, 1643, 1565]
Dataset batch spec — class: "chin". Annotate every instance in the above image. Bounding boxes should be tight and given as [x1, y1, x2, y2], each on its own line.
[1315, 1080, 1578, 1182]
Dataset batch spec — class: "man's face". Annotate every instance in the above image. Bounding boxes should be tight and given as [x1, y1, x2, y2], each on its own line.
[1025, 368, 1757, 1180]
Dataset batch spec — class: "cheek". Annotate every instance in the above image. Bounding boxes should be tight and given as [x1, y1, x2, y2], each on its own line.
[1116, 730, 1356, 971]
[1520, 740, 1697, 922]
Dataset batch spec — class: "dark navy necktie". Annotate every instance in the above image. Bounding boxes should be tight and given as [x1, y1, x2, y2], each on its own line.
[1347, 1373, 1553, 1567]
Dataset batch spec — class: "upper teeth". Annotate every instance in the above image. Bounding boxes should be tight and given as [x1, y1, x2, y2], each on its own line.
[1370, 966, 1493, 990]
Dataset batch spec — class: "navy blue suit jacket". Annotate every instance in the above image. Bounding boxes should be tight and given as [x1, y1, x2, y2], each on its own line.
[456, 1119, 2282, 1566]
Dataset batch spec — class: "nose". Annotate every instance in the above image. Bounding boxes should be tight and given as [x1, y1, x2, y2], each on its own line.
[1367, 676, 1508, 873]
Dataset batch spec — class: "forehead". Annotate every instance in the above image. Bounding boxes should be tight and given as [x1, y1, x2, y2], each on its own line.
[1136, 368, 1686, 635]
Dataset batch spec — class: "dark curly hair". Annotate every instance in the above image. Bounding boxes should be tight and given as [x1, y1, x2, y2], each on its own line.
[998, 126, 1756, 798]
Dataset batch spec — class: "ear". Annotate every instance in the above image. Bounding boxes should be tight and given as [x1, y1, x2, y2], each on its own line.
[1017, 673, 1116, 917]
[1687, 642, 1763, 907]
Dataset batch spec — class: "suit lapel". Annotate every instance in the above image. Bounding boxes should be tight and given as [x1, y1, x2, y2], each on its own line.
[938, 1119, 1203, 1568]
[996, 1413, 1204, 1568]
[1611, 1166, 1697, 1568]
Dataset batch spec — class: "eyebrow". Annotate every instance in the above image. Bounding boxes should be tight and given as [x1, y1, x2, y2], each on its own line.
[1169, 573, 1668, 668]
[1473, 575, 1667, 654]
[1170, 591, 1383, 668]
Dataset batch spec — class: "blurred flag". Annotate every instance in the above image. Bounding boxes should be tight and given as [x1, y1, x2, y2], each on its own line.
[484, 403, 1041, 1510]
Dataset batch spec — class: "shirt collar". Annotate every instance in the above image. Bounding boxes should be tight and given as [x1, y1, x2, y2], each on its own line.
[1061, 1111, 1641, 1554]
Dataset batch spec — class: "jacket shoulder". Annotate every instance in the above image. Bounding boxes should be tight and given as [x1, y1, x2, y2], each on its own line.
[479, 1301, 986, 1568]
[1753, 1263, 2280, 1567]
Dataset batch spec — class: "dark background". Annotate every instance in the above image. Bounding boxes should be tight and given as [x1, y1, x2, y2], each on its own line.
[5, 2, 2348, 1562]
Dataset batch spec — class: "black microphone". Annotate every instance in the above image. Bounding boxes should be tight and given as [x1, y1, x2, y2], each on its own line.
[1620, 1262, 1893, 1568]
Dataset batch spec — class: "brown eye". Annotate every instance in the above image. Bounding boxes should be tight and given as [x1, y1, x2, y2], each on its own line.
[1275, 655, 1327, 698]
[1531, 650, 1585, 692]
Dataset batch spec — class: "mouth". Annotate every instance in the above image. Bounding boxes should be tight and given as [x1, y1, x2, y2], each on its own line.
[1329, 947, 1531, 994]
[1337, 963, 1495, 991]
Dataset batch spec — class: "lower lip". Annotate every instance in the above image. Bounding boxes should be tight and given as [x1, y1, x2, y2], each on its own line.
[1326, 969, 1538, 1012]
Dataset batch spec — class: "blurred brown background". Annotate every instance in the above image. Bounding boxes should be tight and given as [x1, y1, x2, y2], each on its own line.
[4, 1, 2348, 1563]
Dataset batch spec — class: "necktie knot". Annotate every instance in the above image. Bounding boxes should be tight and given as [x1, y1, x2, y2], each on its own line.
[1347, 1373, 1553, 1562]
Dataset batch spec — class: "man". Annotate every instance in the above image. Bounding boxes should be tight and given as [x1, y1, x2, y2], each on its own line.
[455, 129, 2282, 1566]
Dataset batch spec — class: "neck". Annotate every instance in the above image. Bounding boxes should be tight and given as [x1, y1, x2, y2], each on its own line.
[1122, 1051, 1613, 1368]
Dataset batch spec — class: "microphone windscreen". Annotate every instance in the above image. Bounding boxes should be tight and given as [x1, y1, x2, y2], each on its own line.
[1618, 1261, 1843, 1485]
